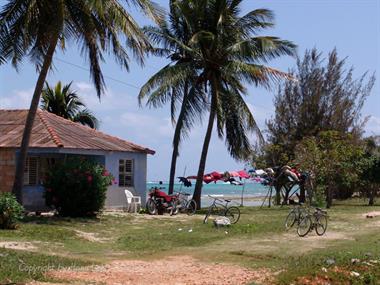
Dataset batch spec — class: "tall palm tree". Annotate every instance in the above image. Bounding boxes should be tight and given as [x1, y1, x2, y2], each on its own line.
[176, 0, 296, 207]
[139, 1, 206, 194]
[0, 0, 162, 203]
[41, 81, 99, 129]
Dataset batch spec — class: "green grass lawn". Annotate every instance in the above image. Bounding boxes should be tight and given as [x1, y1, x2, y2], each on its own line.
[0, 200, 379, 284]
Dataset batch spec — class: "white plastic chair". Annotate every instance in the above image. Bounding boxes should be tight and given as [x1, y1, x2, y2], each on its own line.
[124, 189, 141, 213]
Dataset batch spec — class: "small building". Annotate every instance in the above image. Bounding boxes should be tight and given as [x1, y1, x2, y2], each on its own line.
[0, 109, 155, 210]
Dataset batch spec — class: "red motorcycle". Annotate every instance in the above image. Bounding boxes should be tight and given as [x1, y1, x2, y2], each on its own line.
[146, 187, 179, 215]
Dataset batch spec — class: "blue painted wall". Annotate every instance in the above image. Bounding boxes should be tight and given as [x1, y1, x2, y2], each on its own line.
[21, 148, 148, 210]
[104, 151, 147, 209]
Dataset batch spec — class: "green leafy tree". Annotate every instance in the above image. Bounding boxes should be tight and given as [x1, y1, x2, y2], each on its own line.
[0, 0, 162, 203]
[358, 137, 380, 205]
[41, 81, 99, 129]
[295, 131, 364, 208]
[266, 48, 375, 166]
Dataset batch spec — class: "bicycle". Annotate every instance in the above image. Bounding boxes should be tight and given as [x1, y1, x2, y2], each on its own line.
[297, 207, 328, 237]
[284, 203, 308, 230]
[173, 191, 197, 215]
[203, 195, 240, 224]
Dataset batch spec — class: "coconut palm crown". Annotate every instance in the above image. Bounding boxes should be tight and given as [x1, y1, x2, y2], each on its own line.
[41, 81, 99, 129]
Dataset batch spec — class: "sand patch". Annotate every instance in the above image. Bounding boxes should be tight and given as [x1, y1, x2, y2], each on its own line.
[74, 230, 111, 243]
[362, 211, 380, 218]
[291, 231, 354, 241]
[43, 256, 271, 285]
[0, 241, 37, 251]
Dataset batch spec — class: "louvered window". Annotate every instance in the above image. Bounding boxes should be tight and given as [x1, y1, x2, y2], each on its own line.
[119, 159, 134, 187]
[24, 157, 38, 186]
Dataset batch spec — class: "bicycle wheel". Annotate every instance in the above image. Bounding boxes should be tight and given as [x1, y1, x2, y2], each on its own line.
[169, 203, 179, 216]
[284, 210, 297, 230]
[185, 199, 197, 216]
[315, 214, 328, 236]
[297, 215, 312, 237]
[203, 207, 212, 223]
[225, 206, 240, 224]
[146, 198, 157, 215]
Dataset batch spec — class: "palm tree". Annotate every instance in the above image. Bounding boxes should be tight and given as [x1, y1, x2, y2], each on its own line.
[41, 81, 99, 129]
[0, 0, 162, 203]
[177, 0, 296, 207]
[139, 1, 206, 194]
[140, 0, 296, 206]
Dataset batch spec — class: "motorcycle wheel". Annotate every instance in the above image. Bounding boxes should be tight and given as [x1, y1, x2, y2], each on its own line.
[146, 198, 157, 215]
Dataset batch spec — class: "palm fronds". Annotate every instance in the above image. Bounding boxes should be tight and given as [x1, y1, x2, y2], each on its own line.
[41, 81, 99, 129]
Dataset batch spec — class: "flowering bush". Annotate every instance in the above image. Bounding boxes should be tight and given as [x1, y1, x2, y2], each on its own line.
[0, 192, 24, 229]
[44, 157, 113, 217]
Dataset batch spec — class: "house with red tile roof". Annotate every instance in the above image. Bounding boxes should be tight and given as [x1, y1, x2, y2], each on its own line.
[0, 109, 155, 210]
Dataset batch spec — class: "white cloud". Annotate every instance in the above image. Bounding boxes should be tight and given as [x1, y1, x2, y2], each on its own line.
[246, 102, 274, 128]
[75, 82, 93, 92]
[73, 81, 136, 112]
[0, 88, 33, 109]
[119, 112, 173, 140]
[366, 115, 380, 135]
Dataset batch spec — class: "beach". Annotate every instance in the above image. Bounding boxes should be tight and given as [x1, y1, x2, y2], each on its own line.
[147, 181, 277, 207]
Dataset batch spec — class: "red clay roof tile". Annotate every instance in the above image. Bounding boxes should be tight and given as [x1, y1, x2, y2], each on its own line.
[0, 109, 155, 154]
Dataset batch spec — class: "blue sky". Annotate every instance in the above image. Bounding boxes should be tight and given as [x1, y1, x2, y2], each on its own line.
[0, 0, 379, 181]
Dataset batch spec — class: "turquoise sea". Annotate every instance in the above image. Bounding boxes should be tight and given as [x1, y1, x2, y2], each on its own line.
[147, 181, 271, 207]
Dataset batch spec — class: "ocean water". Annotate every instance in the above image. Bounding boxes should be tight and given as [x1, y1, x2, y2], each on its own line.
[147, 181, 271, 207]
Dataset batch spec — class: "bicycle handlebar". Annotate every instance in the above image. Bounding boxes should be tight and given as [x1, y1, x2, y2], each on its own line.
[208, 195, 225, 203]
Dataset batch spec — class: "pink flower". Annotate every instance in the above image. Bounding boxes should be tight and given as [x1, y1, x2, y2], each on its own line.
[102, 170, 110, 177]
[87, 175, 93, 183]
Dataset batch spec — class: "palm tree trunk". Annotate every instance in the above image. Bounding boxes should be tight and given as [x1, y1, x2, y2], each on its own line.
[168, 83, 189, 195]
[193, 79, 218, 208]
[12, 36, 59, 204]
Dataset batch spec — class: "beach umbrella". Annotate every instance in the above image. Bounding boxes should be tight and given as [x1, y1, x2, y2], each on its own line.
[229, 171, 240, 177]
[210, 171, 223, 180]
[186, 175, 198, 180]
[237, 170, 250, 179]
[203, 174, 214, 184]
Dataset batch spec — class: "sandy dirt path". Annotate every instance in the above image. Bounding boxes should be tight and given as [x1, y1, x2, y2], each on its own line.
[30, 256, 271, 285]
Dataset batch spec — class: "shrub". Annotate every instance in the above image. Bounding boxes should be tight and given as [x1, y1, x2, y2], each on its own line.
[294, 131, 364, 208]
[44, 157, 113, 217]
[0, 192, 24, 229]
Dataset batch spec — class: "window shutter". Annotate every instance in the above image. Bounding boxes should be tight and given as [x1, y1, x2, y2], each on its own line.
[28, 157, 38, 185]
[125, 160, 133, 173]
[24, 157, 38, 186]
[118, 159, 134, 187]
